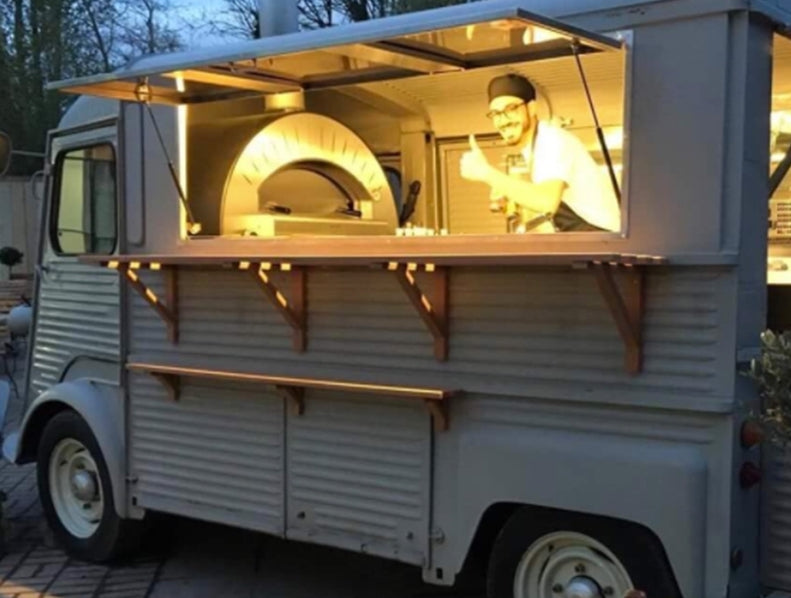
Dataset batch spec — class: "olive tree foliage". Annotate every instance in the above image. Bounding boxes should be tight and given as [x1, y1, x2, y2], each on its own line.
[212, 0, 479, 38]
[749, 330, 791, 445]
[0, 0, 183, 175]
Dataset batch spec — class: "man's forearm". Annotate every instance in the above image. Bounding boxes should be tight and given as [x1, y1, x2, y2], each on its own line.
[484, 167, 563, 214]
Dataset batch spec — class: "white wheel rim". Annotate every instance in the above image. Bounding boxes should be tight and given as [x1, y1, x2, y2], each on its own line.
[48, 438, 103, 539]
[514, 531, 633, 598]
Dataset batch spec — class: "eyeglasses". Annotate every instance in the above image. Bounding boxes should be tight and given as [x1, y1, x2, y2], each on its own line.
[486, 102, 525, 121]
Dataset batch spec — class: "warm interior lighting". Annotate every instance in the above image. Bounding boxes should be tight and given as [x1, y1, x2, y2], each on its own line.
[130, 261, 141, 270]
[258, 270, 270, 284]
[407, 263, 418, 271]
[276, 291, 288, 307]
[145, 289, 159, 303]
[126, 270, 139, 282]
[405, 271, 416, 285]
[238, 261, 251, 270]
[280, 263, 292, 271]
[387, 262, 398, 271]
[425, 263, 436, 272]
[261, 262, 272, 271]
[420, 294, 432, 312]
[107, 260, 119, 270]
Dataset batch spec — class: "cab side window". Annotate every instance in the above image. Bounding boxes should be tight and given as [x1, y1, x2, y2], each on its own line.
[52, 144, 116, 255]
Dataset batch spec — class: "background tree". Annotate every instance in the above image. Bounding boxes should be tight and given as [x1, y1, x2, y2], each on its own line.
[0, 0, 183, 176]
[211, 0, 479, 36]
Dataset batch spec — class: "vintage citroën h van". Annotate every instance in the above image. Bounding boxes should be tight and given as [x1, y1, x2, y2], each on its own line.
[2, 0, 791, 597]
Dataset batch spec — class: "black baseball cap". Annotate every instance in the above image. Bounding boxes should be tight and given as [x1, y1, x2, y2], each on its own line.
[487, 74, 536, 104]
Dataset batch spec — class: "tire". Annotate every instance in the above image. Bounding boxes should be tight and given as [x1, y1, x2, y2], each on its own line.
[487, 507, 681, 598]
[37, 410, 141, 561]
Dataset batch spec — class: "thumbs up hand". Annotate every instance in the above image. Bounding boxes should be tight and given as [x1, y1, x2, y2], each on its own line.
[460, 134, 492, 182]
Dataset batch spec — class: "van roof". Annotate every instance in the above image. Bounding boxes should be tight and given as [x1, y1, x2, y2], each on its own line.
[47, 0, 622, 106]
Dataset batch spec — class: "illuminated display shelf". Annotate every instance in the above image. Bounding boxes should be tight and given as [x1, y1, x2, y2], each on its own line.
[82, 251, 667, 375]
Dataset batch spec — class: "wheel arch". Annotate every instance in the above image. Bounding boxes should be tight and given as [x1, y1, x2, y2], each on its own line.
[464, 502, 682, 597]
[11, 380, 129, 518]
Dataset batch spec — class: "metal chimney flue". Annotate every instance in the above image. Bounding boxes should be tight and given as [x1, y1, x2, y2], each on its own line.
[259, 0, 299, 37]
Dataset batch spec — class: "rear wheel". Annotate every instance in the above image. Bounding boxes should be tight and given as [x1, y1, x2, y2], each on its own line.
[37, 411, 140, 561]
[487, 508, 680, 598]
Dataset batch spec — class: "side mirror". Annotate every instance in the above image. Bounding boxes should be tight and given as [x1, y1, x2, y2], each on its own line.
[0, 132, 11, 178]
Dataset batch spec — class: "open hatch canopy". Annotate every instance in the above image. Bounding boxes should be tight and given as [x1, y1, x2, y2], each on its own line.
[48, 1, 622, 106]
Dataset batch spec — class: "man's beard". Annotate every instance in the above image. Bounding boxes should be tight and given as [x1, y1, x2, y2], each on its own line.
[499, 121, 530, 146]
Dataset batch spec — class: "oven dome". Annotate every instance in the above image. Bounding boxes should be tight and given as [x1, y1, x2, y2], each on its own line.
[221, 112, 397, 237]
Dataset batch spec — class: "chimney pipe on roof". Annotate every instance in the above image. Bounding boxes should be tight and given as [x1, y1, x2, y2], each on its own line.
[259, 0, 299, 37]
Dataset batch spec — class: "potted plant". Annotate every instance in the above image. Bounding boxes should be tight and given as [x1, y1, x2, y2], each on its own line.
[0, 247, 23, 280]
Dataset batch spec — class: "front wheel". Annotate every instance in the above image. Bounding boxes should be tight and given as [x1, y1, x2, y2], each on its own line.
[37, 411, 140, 561]
[487, 508, 680, 598]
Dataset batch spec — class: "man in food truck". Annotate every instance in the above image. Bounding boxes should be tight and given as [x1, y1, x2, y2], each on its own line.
[460, 73, 620, 233]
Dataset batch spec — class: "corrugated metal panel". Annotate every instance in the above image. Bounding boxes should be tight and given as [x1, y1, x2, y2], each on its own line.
[762, 444, 791, 591]
[126, 266, 725, 555]
[29, 259, 119, 396]
[286, 391, 431, 565]
[130, 374, 285, 534]
[128, 267, 725, 398]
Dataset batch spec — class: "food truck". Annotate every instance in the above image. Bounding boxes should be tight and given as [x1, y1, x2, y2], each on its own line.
[1, 0, 791, 596]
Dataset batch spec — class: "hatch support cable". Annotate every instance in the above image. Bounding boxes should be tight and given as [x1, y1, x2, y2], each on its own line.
[570, 41, 622, 204]
[137, 80, 202, 235]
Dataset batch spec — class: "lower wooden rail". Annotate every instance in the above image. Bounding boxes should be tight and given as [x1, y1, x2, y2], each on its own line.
[127, 362, 456, 431]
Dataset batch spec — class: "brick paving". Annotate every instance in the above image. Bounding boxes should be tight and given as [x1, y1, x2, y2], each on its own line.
[0, 460, 162, 598]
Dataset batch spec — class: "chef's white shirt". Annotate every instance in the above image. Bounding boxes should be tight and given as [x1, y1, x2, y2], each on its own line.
[522, 122, 621, 232]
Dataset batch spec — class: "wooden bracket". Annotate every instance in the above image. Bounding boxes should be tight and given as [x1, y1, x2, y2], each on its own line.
[276, 385, 305, 415]
[391, 263, 449, 361]
[121, 264, 179, 343]
[425, 400, 449, 432]
[151, 372, 180, 401]
[246, 264, 307, 352]
[589, 262, 645, 374]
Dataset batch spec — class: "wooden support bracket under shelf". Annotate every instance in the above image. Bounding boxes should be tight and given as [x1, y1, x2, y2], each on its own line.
[151, 372, 180, 401]
[276, 385, 305, 415]
[391, 263, 449, 361]
[588, 262, 645, 374]
[244, 263, 307, 352]
[120, 264, 179, 343]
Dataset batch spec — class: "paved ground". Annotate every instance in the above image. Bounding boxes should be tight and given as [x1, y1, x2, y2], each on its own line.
[0, 355, 481, 598]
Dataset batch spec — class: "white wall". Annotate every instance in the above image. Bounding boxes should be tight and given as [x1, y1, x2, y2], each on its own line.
[0, 177, 39, 280]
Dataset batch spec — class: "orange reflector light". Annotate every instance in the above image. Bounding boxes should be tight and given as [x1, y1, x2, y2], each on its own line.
[740, 420, 764, 448]
[739, 462, 762, 489]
